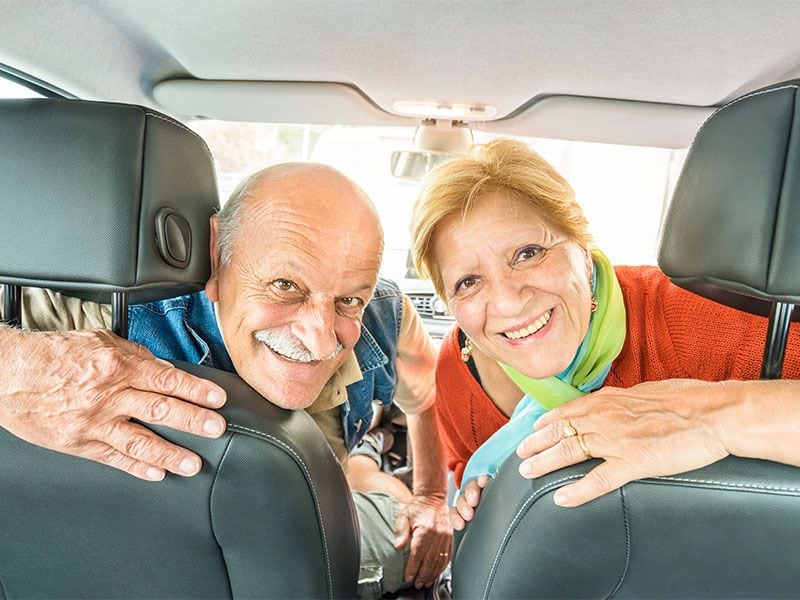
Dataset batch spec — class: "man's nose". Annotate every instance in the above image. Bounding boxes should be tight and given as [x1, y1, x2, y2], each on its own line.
[290, 298, 339, 360]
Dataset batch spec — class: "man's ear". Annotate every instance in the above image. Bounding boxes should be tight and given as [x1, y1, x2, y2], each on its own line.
[205, 214, 221, 302]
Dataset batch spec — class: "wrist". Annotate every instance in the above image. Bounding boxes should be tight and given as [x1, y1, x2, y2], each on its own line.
[706, 379, 750, 457]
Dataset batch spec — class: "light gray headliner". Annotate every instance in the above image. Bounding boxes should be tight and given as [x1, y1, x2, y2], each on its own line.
[4, 0, 800, 144]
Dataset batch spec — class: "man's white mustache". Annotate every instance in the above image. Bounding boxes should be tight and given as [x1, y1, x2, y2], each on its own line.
[254, 327, 344, 363]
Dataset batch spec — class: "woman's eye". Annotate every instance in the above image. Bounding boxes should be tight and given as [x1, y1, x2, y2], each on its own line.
[455, 275, 477, 293]
[514, 245, 544, 264]
[272, 279, 297, 292]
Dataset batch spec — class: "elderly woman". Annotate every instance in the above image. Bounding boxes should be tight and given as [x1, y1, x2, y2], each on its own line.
[410, 138, 800, 530]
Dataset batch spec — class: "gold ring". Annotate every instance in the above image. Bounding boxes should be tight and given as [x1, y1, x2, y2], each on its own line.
[438, 552, 449, 557]
[577, 433, 593, 459]
[562, 419, 578, 439]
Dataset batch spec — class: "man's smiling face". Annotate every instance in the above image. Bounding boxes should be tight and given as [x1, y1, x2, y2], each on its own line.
[206, 164, 383, 409]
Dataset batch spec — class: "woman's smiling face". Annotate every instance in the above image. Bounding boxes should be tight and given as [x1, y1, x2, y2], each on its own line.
[433, 189, 594, 379]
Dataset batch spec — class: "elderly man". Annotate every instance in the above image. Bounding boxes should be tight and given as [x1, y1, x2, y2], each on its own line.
[0, 163, 450, 597]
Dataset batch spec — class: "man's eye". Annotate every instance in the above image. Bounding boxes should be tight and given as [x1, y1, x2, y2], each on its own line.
[272, 279, 297, 292]
[513, 245, 545, 264]
[338, 296, 363, 308]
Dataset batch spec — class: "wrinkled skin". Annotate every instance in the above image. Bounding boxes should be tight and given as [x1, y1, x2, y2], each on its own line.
[0, 326, 226, 481]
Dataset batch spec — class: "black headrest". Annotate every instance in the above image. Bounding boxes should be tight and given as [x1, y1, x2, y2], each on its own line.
[0, 98, 219, 303]
[658, 82, 800, 316]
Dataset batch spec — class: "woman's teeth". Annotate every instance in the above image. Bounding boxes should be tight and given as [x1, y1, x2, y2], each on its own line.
[503, 310, 552, 340]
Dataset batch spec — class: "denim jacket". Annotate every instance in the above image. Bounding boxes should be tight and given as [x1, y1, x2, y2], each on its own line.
[128, 278, 403, 451]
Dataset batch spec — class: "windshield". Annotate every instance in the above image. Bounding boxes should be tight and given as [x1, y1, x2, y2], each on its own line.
[188, 121, 687, 290]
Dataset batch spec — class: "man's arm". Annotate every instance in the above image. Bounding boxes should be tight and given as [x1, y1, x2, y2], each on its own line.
[0, 324, 227, 480]
[391, 294, 452, 589]
[516, 378, 800, 506]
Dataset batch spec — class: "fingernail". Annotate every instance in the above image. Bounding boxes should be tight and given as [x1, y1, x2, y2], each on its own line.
[146, 467, 164, 481]
[519, 462, 533, 477]
[180, 457, 201, 476]
[554, 490, 567, 506]
[203, 418, 225, 436]
[207, 390, 226, 407]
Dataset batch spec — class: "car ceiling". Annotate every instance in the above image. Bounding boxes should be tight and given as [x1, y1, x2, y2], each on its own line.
[4, 0, 800, 147]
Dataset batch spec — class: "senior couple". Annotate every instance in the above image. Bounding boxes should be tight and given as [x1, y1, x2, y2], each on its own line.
[3, 140, 800, 596]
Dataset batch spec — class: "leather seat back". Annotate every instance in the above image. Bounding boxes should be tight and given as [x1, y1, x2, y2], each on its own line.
[0, 98, 359, 599]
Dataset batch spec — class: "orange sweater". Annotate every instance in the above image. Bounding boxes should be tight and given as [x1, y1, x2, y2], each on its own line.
[436, 266, 800, 487]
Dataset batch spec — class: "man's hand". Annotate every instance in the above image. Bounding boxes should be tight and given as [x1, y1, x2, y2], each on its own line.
[450, 474, 490, 531]
[515, 379, 733, 507]
[394, 493, 452, 589]
[0, 327, 227, 481]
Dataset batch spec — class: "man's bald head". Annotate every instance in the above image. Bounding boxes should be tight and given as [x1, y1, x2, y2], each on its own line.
[216, 162, 383, 266]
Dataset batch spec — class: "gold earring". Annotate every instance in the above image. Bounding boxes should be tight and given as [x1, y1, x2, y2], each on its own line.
[590, 294, 598, 313]
[461, 337, 474, 362]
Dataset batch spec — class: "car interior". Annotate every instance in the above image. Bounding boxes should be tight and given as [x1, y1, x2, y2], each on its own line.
[2, 1, 800, 598]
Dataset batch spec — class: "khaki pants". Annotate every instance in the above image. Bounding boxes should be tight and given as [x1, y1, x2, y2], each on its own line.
[353, 491, 410, 599]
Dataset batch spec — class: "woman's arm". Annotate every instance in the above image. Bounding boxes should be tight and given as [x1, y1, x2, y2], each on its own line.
[515, 378, 800, 507]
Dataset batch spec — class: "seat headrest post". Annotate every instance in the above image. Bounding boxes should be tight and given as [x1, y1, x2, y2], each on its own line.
[112, 292, 129, 340]
[2, 284, 21, 328]
[761, 301, 794, 379]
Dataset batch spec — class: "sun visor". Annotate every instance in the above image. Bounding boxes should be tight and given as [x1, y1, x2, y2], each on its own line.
[0, 98, 219, 303]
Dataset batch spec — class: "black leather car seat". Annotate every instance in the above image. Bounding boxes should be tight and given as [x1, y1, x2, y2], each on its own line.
[0, 98, 359, 599]
[450, 82, 800, 598]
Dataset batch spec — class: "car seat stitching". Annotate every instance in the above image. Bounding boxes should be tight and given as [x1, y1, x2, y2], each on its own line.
[606, 487, 631, 599]
[651, 475, 800, 493]
[684, 84, 799, 159]
[483, 475, 583, 599]
[208, 433, 236, 598]
[228, 423, 334, 597]
[144, 111, 215, 164]
[480, 471, 799, 599]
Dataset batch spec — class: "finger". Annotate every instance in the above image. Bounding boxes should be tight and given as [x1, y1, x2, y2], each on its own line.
[449, 507, 466, 531]
[533, 405, 568, 431]
[455, 494, 475, 521]
[477, 474, 491, 488]
[104, 420, 204, 477]
[464, 479, 482, 507]
[403, 530, 423, 584]
[412, 540, 441, 588]
[80, 440, 166, 481]
[518, 419, 575, 459]
[122, 389, 226, 439]
[519, 433, 594, 479]
[128, 359, 226, 409]
[423, 538, 451, 587]
[553, 461, 630, 507]
[407, 530, 441, 588]
[394, 511, 411, 549]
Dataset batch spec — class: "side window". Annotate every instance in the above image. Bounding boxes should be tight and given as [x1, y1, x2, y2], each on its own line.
[0, 76, 45, 99]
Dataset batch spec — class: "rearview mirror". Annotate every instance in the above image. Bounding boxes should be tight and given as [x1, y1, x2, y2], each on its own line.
[390, 151, 453, 181]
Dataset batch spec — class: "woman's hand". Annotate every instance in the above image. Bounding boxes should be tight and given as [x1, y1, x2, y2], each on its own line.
[515, 379, 738, 507]
[450, 475, 491, 530]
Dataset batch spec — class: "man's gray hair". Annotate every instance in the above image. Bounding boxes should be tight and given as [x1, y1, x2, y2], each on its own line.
[216, 170, 262, 266]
